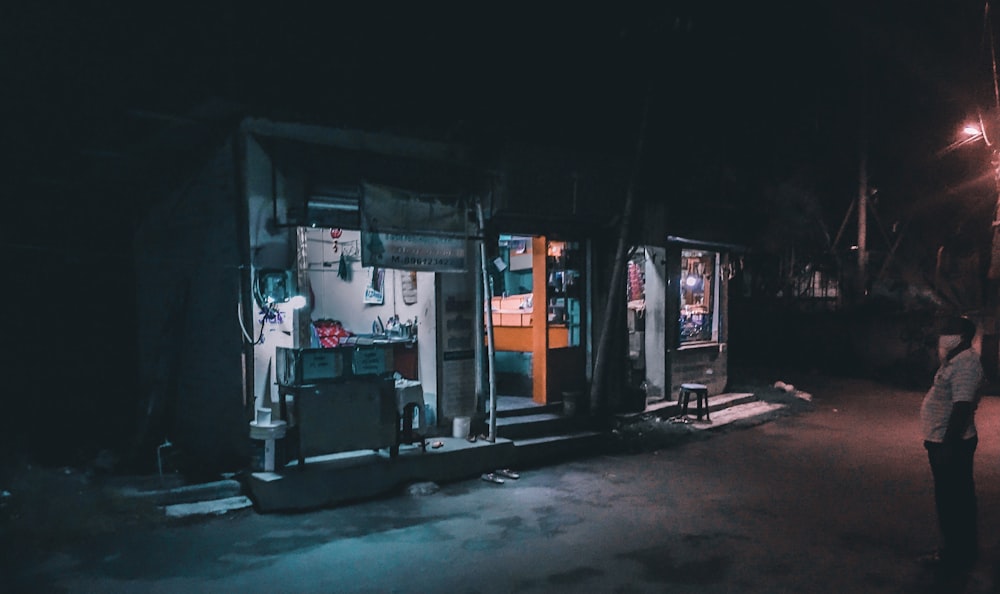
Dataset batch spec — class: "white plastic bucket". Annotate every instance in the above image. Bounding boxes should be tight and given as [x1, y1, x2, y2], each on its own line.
[256, 407, 272, 425]
[452, 416, 471, 439]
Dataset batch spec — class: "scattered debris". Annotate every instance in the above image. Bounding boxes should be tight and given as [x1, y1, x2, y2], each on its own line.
[773, 380, 797, 393]
[405, 482, 440, 496]
[796, 391, 813, 402]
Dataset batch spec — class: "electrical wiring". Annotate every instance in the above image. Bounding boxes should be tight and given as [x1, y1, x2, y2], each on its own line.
[237, 299, 270, 345]
[238, 300, 254, 343]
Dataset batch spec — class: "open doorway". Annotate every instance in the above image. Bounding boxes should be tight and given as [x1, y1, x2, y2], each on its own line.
[626, 246, 667, 407]
[489, 234, 586, 407]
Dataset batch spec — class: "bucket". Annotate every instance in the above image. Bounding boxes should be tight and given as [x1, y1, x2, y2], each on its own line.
[562, 390, 585, 416]
[256, 407, 272, 425]
[452, 416, 471, 439]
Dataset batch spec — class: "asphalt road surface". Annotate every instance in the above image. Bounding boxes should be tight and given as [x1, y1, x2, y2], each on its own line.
[11, 374, 1000, 593]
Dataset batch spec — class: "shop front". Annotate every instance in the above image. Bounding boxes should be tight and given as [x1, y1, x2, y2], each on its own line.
[134, 118, 612, 479]
[242, 124, 485, 469]
[626, 236, 741, 408]
[488, 234, 589, 409]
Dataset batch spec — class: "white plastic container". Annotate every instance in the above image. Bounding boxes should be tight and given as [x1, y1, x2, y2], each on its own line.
[452, 416, 471, 439]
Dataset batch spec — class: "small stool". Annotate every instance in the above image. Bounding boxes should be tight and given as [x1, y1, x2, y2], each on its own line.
[678, 383, 710, 421]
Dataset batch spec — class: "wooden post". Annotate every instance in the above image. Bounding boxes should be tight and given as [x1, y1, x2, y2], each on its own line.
[475, 200, 498, 441]
[590, 96, 650, 414]
[858, 136, 868, 297]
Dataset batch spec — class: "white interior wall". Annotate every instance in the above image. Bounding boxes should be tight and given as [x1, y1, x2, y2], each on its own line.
[247, 137, 296, 411]
[303, 228, 437, 403]
[644, 246, 667, 397]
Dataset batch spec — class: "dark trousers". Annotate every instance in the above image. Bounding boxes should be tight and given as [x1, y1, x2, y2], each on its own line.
[925, 437, 978, 563]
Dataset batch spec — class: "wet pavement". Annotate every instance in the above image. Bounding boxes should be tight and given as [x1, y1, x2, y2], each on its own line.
[6, 373, 1000, 593]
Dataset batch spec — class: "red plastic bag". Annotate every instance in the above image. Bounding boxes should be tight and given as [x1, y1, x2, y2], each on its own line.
[313, 320, 351, 348]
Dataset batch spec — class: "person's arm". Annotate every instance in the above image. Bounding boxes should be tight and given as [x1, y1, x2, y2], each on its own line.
[943, 401, 972, 444]
[943, 354, 982, 443]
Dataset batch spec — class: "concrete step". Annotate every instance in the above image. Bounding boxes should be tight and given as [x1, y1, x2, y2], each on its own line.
[495, 412, 583, 440]
[163, 495, 253, 518]
[247, 437, 517, 512]
[496, 401, 563, 418]
[512, 431, 608, 469]
[689, 401, 788, 430]
[115, 478, 244, 506]
[644, 392, 757, 417]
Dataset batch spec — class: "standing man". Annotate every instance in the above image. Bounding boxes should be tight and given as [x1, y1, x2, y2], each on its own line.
[919, 315, 983, 574]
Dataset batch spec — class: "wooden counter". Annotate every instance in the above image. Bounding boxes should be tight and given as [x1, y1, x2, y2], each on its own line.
[493, 324, 570, 351]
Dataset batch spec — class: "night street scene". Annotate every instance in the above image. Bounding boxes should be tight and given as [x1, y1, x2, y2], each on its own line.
[8, 1, 1000, 592]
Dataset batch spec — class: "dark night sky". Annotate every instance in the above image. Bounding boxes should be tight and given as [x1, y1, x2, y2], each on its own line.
[6, 2, 999, 309]
[7, 3, 993, 196]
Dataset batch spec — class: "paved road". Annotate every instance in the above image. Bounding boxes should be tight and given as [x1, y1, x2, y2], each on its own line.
[11, 375, 1000, 593]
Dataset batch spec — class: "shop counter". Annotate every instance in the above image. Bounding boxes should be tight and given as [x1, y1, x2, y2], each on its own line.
[288, 377, 398, 462]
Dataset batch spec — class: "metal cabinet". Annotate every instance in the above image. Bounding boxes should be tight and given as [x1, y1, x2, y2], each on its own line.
[292, 378, 398, 460]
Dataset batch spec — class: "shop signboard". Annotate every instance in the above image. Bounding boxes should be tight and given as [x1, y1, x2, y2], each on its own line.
[360, 183, 471, 272]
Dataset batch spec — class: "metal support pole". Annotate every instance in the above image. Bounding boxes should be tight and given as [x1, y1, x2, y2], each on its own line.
[858, 136, 868, 297]
[476, 199, 497, 442]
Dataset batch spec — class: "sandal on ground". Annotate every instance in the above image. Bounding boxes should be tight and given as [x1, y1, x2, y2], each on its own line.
[481, 473, 505, 484]
[466, 434, 477, 443]
[495, 468, 520, 480]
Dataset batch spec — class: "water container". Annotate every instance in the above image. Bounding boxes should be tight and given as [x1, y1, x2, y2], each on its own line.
[452, 416, 471, 439]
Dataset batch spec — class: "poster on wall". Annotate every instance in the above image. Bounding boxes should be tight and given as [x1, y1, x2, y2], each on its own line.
[360, 183, 472, 273]
[363, 267, 385, 304]
[436, 272, 478, 419]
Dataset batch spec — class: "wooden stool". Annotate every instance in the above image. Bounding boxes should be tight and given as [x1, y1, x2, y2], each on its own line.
[679, 383, 710, 421]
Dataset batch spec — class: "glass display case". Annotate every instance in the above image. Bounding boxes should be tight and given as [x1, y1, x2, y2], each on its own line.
[546, 240, 582, 347]
[680, 249, 718, 344]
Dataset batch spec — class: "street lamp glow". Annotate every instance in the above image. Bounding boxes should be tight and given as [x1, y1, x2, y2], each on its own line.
[964, 125, 984, 137]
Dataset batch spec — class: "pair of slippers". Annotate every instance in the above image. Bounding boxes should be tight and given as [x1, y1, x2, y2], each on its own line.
[467, 433, 489, 443]
[481, 468, 520, 484]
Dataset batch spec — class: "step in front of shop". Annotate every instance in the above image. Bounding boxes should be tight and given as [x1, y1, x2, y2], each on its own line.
[645, 392, 757, 418]
[246, 437, 517, 512]
[495, 411, 588, 441]
[512, 431, 609, 469]
[688, 400, 788, 430]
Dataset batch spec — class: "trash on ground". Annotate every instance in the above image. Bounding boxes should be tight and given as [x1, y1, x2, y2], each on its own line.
[406, 482, 440, 496]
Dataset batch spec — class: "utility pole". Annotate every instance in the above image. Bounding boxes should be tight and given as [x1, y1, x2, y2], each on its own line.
[858, 134, 868, 298]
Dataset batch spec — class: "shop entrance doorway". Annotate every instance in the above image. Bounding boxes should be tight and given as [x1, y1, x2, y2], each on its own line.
[490, 235, 586, 406]
[626, 246, 668, 406]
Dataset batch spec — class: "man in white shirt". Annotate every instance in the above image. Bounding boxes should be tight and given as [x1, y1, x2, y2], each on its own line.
[919, 316, 983, 574]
